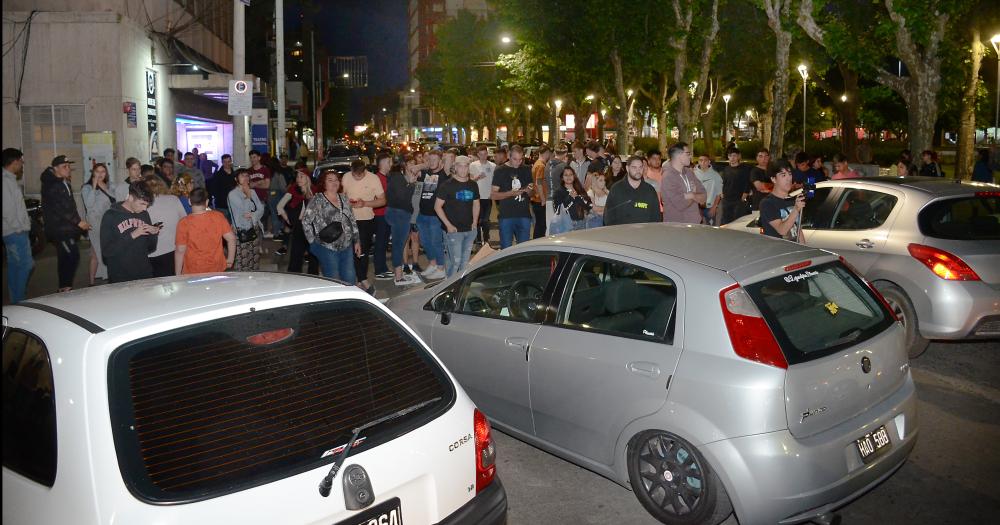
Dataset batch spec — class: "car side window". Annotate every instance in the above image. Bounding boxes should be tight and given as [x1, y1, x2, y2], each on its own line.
[2, 329, 57, 486]
[831, 189, 898, 230]
[557, 257, 676, 344]
[800, 187, 834, 229]
[457, 252, 558, 323]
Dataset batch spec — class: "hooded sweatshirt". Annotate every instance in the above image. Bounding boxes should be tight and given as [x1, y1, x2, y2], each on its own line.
[100, 202, 157, 283]
[41, 168, 84, 241]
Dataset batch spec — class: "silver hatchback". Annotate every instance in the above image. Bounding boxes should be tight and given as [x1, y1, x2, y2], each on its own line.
[389, 224, 917, 525]
[723, 177, 1000, 357]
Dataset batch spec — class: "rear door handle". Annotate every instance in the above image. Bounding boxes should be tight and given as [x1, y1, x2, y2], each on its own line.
[855, 239, 874, 249]
[627, 361, 661, 378]
[505, 337, 529, 350]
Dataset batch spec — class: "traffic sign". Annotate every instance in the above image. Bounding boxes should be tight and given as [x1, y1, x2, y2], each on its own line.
[228, 79, 252, 116]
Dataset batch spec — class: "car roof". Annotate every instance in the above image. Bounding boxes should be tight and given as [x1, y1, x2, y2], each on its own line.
[522, 223, 819, 272]
[823, 176, 993, 197]
[18, 273, 352, 332]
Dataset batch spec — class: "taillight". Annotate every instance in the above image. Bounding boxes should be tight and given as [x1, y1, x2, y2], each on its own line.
[719, 284, 787, 369]
[907, 243, 980, 281]
[838, 256, 899, 322]
[473, 409, 496, 493]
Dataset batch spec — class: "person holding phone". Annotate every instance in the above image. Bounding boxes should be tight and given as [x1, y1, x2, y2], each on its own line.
[760, 160, 806, 243]
[491, 144, 535, 248]
[100, 179, 160, 283]
[144, 174, 190, 277]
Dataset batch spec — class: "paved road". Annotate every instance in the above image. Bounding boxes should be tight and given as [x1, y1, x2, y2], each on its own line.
[496, 340, 1000, 524]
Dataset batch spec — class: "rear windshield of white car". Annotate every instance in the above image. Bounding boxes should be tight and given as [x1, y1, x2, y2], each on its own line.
[918, 195, 1000, 240]
[108, 300, 453, 503]
[744, 262, 895, 364]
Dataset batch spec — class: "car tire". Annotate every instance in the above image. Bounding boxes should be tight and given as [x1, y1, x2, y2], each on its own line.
[874, 282, 929, 359]
[627, 430, 733, 525]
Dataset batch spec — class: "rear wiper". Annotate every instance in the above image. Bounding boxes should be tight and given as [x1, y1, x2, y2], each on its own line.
[318, 397, 441, 497]
[825, 327, 863, 349]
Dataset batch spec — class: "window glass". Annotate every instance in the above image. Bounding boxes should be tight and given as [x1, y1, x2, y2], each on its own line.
[744, 262, 894, 363]
[558, 258, 676, 343]
[2, 330, 57, 486]
[799, 187, 833, 229]
[457, 253, 558, 322]
[830, 189, 898, 230]
[108, 300, 452, 503]
[918, 196, 1000, 240]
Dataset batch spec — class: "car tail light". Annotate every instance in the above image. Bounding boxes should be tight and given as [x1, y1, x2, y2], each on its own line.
[719, 284, 787, 369]
[907, 243, 980, 281]
[838, 256, 899, 322]
[474, 409, 496, 493]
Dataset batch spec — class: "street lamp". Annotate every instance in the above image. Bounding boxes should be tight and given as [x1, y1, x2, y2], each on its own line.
[343, 73, 349, 78]
[554, 99, 563, 143]
[797, 64, 809, 152]
[626, 89, 634, 98]
[527, 104, 532, 111]
[722, 94, 731, 143]
[841, 94, 848, 103]
[585, 94, 595, 101]
[501, 35, 511, 44]
[992, 34, 1000, 142]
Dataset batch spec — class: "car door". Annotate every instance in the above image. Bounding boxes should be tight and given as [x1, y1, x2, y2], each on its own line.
[429, 251, 563, 434]
[807, 186, 903, 274]
[527, 252, 684, 466]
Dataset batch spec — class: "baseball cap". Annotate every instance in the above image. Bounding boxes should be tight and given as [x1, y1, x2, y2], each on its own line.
[51, 155, 75, 167]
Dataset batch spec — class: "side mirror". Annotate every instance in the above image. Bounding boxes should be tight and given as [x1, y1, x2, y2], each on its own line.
[431, 291, 456, 313]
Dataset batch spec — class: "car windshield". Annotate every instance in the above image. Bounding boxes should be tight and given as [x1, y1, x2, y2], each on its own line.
[918, 195, 1000, 240]
[744, 261, 894, 364]
[107, 299, 452, 503]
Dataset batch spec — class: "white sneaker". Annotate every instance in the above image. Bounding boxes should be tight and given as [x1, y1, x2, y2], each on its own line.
[394, 274, 421, 286]
[426, 268, 447, 280]
[420, 265, 438, 277]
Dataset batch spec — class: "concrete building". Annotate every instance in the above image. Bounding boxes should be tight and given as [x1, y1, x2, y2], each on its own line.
[2, 0, 258, 196]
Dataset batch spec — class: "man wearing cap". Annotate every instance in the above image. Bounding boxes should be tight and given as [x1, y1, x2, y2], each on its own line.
[41, 155, 91, 292]
[3, 148, 32, 303]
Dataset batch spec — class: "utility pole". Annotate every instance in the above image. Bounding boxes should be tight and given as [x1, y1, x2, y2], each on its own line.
[276, 0, 286, 156]
[311, 29, 317, 163]
[232, 0, 248, 166]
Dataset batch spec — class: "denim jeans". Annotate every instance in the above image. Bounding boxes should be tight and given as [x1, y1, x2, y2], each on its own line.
[268, 191, 285, 235]
[416, 214, 444, 265]
[443, 230, 476, 277]
[3, 232, 33, 303]
[386, 207, 411, 269]
[373, 215, 390, 274]
[499, 217, 531, 248]
[309, 241, 357, 283]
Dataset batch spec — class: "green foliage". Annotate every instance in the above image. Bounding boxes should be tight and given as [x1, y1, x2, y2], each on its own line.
[632, 137, 661, 153]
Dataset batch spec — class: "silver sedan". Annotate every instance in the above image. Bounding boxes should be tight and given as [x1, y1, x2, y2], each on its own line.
[723, 177, 1000, 357]
[389, 224, 917, 525]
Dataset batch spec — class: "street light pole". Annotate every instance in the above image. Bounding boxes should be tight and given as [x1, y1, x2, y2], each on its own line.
[722, 94, 731, 145]
[798, 64, 809, 152]
[992, 35, 1000, 143]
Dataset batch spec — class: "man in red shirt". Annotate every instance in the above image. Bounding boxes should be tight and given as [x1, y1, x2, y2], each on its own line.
[247, 150, 273, 236]
[373, 153, 392, 279]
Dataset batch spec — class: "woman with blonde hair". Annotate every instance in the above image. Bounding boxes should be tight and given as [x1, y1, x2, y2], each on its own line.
[171, 172, 193, 213]
[144, 174, 188, 276]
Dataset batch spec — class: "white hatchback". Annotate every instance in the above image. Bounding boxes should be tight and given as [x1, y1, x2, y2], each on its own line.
[2, 273, 506, 525]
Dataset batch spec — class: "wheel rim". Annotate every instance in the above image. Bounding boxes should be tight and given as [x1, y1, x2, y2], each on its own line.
[636, 434, 704, 516]
[885, 296, 908, 330]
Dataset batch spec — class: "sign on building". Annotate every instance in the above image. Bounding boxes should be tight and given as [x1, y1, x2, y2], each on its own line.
[146, 69, 158, 156]
[250, 109, 269, 154]
[229, 79, 253, 116]
[82, 132, 116, 178]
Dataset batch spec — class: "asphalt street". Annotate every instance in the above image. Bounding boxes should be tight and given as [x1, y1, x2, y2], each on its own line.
[4, 238, 999, 525]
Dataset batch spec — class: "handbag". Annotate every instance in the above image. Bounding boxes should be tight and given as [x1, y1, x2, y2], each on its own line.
[549, 204, 573, 235]
[236, 226, 258, 244]
[313, 193, 345, 244]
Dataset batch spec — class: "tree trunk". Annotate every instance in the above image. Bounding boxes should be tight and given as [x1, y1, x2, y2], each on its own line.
[701, 106, 716, 158]
[839, 66, 860, 162]
[610, 48, 631, 154]
[761, 80, 774, 151]
[574, 103, 587, 142]
[956, 28, 984, 180]
[765, 0, 792, 158]
[551, 109, 559, 146]
[669, 0, 719, 145]
[658, 108, 670, 152]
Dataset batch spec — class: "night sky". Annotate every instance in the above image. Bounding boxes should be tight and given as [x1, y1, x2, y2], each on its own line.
[287, 0, 409, 124]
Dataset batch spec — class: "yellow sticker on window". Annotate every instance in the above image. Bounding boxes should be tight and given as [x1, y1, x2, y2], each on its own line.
[825, 302, 840, 315]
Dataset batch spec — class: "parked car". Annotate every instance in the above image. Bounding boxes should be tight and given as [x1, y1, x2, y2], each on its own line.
[311, 158, 353, 181]
[722, 176, 1000, 357]
[324, 143, 363, 165]
[389, 224, 917, 525]
[2, 273, 506, 525]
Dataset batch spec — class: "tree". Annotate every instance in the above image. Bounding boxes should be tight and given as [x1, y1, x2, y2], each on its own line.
[798, 0, 973, 155]
[669, 0, 721, 144]
[956, 28, 986, 179]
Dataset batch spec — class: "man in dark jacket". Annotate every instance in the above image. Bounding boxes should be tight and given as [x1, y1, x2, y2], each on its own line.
[604, 155, 662, 225]
[41, 155, 90, 291]
[100, 180, 159, 283]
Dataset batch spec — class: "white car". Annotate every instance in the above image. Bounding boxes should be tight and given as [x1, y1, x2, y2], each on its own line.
[2, 273, 506, 525]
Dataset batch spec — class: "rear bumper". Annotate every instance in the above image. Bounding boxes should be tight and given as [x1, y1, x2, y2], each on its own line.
[436, 477, 507, 525]
[703, 372, 918, 525]
[912, 279, 1000, 339]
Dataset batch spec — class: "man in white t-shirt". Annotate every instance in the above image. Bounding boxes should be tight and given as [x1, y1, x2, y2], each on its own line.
[695, 154, 723, 225]
[342, 159, 387, 295]
[469, 144, 496, 246]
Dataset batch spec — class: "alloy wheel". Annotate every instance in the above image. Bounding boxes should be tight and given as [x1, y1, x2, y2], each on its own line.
[636, 433, 704, 516]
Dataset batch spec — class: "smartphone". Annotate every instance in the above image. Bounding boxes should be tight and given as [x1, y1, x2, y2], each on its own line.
[153, 222, 164, 228]
[804, 176, 816, 200]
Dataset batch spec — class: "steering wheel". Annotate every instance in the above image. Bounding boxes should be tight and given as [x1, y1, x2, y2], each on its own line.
[509, 280, 545, 320]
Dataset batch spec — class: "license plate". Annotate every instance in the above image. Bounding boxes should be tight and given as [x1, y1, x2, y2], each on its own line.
[855, 425, 892, 463]
[334, 497, 403, 525]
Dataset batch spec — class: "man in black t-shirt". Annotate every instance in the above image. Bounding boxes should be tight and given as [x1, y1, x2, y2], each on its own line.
[435, 155, 480, 277]
[759, 160, 805, 242]
[749, 149, 772, 210]
[416, 150, 448, 279]
[720, 148, 752, 225]
[491, 145, 535, 249]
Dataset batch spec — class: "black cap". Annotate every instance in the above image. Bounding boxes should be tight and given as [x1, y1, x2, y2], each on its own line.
[51, 155, 75, 167]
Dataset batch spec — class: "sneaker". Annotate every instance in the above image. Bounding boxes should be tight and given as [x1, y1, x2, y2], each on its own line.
[274, 232, 289, 242]
[426, 267, 447, 280]
[366, 283, 376, 296]
[375, 271, 394, 280]
[275, 247, 288, 256]
[394, 274, 420, 286]
[264, 232, 274, 239]
[403, 265, 413, 274]
[420, 265, 438, 277]
[410, 263, 423, 273]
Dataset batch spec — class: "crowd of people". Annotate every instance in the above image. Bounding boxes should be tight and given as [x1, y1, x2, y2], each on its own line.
[3, 138, 996, 303]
